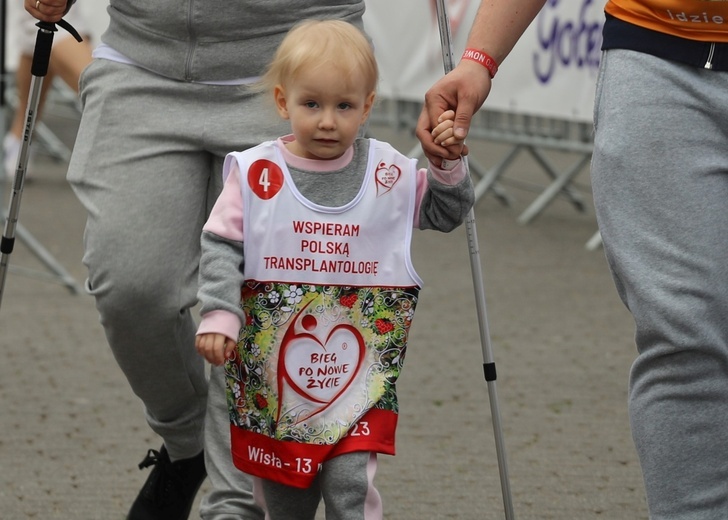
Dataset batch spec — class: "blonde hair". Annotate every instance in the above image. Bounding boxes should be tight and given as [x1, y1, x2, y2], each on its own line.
[260, 19, 378, 96]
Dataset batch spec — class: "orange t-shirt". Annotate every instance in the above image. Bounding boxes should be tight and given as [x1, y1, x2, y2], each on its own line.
[606, 0, 728, 41]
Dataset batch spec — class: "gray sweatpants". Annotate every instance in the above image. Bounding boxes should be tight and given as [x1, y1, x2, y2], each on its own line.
[253, 452, 382, 520]
[68, 58, 289, 519]
[591, 49, 728, 519]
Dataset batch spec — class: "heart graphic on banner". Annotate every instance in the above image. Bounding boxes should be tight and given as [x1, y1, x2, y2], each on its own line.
[278, 314, 366, 422]
[375, 162, 401, 196]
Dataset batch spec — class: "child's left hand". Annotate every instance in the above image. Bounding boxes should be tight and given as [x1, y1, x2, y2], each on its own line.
[195, 332, 236, 366]
[431, 110, 465, 154]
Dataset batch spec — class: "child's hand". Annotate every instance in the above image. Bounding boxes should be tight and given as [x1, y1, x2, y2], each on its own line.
[195, 333, 236, 366]
[431, 110, 465, 153]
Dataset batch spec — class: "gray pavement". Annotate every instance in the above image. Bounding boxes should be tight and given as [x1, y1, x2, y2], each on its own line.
[0, 107, 648, 519]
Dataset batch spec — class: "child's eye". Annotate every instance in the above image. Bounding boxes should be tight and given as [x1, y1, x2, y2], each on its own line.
[338, 102, 352, 110]
[305, 101, 319, 109]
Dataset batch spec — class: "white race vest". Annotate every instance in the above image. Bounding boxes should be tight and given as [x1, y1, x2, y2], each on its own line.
[223, 139, 424, 488]
[230, 139, 423, 287]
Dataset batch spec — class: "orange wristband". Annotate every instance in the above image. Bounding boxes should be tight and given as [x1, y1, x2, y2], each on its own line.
[461, 48, 498, 78]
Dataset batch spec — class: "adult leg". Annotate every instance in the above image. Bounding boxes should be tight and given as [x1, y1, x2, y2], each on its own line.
[10, 30, 93, 133]
[592, 49, 728, 519]
[47, 34, 93, 94]
[4, 54, 55, 179]
[8, 54, 56, 138]
[69, 59, 212, 460]
[5, 14, 91, 179]
[69, 57, 289, 519]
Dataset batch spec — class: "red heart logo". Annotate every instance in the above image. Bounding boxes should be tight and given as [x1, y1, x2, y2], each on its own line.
[375, 162, 401, 196]
[277, 310, 365, 423]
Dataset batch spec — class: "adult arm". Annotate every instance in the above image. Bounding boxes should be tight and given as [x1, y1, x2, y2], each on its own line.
[417, 0, 547, 165]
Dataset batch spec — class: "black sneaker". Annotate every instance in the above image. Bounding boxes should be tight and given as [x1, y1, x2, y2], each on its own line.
[127, 445, 207, 520]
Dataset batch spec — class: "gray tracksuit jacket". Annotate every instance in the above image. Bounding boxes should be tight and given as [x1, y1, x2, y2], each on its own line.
[101, 0, 366, 82]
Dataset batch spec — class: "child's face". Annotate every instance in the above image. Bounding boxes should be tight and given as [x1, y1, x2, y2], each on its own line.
[274, 64, 375, 160]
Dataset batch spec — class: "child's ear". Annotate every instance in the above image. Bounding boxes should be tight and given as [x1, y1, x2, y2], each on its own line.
[274, 85, 290, 119]
[361, 91, 376, 123]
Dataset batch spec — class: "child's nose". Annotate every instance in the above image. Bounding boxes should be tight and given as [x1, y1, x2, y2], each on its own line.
[318, 109, 336, 129]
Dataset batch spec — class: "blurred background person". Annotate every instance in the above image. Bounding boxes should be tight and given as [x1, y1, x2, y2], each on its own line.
[4, 4, 92, 181]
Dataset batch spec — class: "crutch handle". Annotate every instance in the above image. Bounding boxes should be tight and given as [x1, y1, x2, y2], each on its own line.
[30, 23, 55, 77]
[31, 19, 83, 78]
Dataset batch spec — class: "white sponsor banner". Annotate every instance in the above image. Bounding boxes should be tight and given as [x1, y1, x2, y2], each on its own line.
[363, 0, 605, 122]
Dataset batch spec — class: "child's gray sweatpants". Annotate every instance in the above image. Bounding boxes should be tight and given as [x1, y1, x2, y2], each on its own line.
[253, 452, 382, 520]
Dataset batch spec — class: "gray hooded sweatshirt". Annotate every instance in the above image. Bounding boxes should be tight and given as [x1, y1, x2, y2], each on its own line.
[101, 0, 366, 82]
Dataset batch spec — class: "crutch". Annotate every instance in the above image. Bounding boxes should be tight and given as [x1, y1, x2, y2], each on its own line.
[0, 2, 83, 310]
[433, 1, 515, 518]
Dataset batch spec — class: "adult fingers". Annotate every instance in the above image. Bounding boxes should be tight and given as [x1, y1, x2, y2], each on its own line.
[25, 0, 67, 22]
[416, 104, 461, 165]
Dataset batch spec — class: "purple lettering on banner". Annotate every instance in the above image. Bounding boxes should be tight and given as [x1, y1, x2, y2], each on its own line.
[533, 0, 603, 84]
